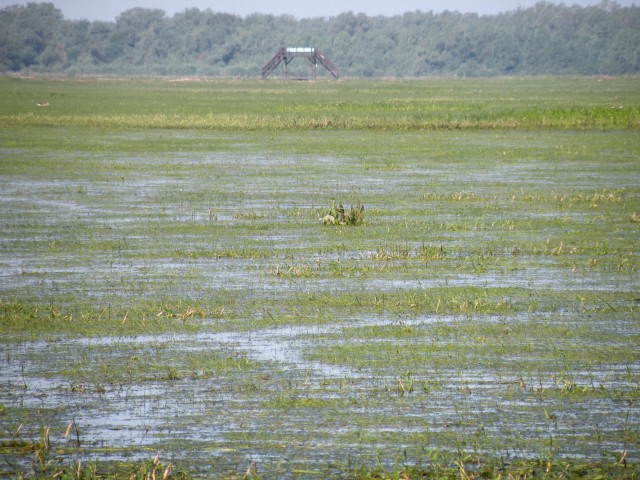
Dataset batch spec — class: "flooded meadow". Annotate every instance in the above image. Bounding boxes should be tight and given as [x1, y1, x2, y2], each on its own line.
[1, 78, 639, 478]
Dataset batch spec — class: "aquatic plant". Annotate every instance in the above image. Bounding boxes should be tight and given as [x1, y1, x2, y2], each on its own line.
[322, 199, 365, 225]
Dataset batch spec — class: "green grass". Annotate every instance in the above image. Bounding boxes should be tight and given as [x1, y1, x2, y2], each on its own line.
[0, 76, 639, 478]
[0, 76, 639, 131]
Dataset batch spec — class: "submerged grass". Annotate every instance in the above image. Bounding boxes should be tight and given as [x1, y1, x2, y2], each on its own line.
[0, 77, 639, 478]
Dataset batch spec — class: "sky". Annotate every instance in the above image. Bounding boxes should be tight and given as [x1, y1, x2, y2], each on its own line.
[0, 0, 637, 21]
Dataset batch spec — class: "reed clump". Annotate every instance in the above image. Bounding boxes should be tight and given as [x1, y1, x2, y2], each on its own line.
[322, 199, 365, 226]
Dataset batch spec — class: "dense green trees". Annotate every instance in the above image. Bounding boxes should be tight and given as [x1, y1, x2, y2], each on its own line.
[1, 1, 638, 76]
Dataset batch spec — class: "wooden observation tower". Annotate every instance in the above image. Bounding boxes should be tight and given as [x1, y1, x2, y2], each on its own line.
[262, 47, 339, 80]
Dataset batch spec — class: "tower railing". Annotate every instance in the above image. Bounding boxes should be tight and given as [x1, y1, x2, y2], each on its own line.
[262, 47, 339, 79]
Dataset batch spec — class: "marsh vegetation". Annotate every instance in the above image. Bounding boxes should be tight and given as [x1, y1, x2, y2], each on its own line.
[0, 76, 638, 478]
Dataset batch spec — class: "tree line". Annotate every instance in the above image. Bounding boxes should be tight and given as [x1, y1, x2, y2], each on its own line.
[1, 1, 638, 77]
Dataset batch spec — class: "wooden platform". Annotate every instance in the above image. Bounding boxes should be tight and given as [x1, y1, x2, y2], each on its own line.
[262, 47, 339, 79]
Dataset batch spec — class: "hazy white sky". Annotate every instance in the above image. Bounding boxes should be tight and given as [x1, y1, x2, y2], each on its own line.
[0, 0, 636, 21]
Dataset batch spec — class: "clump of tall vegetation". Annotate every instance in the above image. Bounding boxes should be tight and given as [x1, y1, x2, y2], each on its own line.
[322, 199, 365, 226]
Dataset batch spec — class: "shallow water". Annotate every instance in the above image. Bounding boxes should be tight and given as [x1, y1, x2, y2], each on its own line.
[1, 129, 638, 476]
[2, 310, 638, 473]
